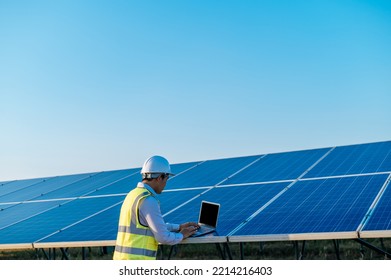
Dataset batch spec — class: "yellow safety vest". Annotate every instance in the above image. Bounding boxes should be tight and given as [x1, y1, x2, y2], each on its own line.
[113, 187, 159, 260]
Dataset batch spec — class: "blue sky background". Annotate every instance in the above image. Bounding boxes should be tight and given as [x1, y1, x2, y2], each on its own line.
[1, 0, 390, 181]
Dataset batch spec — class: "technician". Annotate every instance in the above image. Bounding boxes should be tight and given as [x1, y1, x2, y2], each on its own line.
[113, 155, 199, 260]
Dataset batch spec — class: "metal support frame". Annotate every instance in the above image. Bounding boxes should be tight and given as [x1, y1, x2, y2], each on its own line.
[39, 248, 56, 260]
[40, 248, 50, 260]
[259, 242, 264, 254]
[355, 239, 391, 259]
[38, 248, 70, 260]
[238, 242, 265, 260]
[333, 240, 341, 260]
[29, 238, 389, 260]
[380, 238, 386, 251]
[34, 249, 40, 259]
[168, 245, 177, 259]
[60, 248, 70, 260]
[239, 242, 244, 260]
[293, 241, 306, 260]
[215, 243, 232, 260]
[167, 243, 232, 260]
[82, 247, 88, 260]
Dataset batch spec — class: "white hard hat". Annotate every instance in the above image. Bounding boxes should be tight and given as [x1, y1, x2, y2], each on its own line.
[141, 155, 175, 177]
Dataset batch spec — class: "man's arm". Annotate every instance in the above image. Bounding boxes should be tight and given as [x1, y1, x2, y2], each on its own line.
[138, 196, 184, 245]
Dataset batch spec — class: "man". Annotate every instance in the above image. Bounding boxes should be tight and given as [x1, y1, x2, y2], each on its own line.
[113, 155, 199, 260]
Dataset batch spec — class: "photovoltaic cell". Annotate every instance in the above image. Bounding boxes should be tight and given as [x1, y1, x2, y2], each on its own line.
[0, 199, 72, 229]
[0, 173, 95, 203]
[35, 203, 122, 244]
[83, 173, 140, 197]
[0, 180, 14, 186]
[233, 175, 388, 236]
[304, 141, 391, 178]
[170, 161, 202, 175]
[165, 155, 260, 189]
[158, 189, 208, 215]
[87, 162, 203, 197]
[30, 169, 133, 200]
[0, 177, 50, 198]
[224, 148, 330, 185]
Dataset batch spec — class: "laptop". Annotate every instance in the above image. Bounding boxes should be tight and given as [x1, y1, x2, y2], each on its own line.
[192, 201, 220, 237]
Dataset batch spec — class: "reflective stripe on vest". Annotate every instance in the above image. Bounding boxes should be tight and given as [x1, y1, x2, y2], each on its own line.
[113, 187, 158, 260]
[114, 245, 157, 258]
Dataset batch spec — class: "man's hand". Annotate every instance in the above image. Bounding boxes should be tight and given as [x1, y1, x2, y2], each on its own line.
[179, 222, 199, 231]
[179, 222, 200, 238]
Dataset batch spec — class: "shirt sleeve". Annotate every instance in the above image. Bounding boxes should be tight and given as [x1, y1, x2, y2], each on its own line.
[166, 223, 180, 232]
[138, 196, 184, 245]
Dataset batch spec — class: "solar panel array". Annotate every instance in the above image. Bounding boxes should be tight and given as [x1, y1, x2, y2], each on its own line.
[0, 141, 390, 250]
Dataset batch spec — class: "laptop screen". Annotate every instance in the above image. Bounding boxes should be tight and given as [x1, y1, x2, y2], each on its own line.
[199, 201, 220, 227]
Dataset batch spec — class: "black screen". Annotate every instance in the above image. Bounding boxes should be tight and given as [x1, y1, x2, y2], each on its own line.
[199, 202, 219, 227]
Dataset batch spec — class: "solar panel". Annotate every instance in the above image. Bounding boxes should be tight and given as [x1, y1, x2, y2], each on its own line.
[82, 173, 139, 197]
[0, 140, 390, 250]
[224, 148, 330, 184]
[170, 161, 202, 176]
[229, 174, 389, 241]
[304, 141, 391, 178]
[0, 199, 73, 229]
[0, 177, 51, 198]
[0, 173, 95, 203]
[165, 155, 260, 189]
[29, 169, 134, 200]
[35, 203, 123, 247]
[0, 196, 124, 248]
[360, 174, 391, 238]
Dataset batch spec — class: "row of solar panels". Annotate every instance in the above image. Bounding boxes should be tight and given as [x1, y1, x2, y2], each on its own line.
[0, 141, 390, 249]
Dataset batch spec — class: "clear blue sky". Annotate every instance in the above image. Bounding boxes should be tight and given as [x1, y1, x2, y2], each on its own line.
[1, 0, 390, 181]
